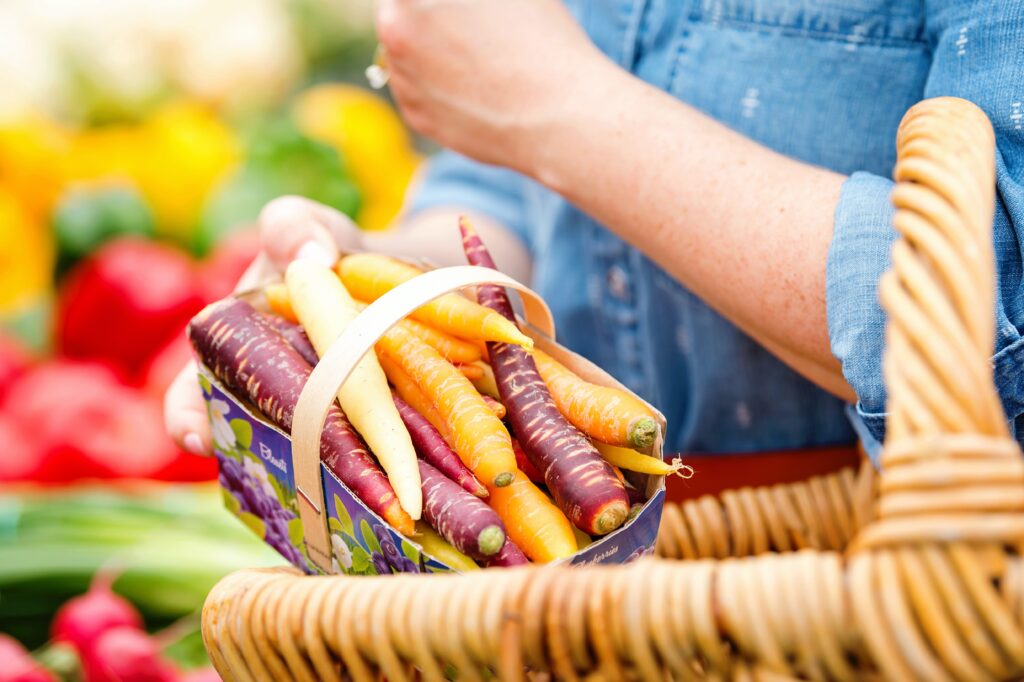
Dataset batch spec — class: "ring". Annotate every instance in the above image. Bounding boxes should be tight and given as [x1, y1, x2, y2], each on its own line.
[366, 44, 390, 90]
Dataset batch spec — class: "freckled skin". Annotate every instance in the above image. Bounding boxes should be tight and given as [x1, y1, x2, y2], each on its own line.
[460, 221, 629, 535]
[188, 299, 412, 533]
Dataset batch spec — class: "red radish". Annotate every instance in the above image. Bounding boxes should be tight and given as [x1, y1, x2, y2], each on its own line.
[0, 414, 44, 482]
[177, 668, 222, 682]
[57, 238, 205, 380]
[460, 219, 629, 535]
[0, 634, 55, 682]
[418, 459, 505, 559]
[392, 393, 488, 498]
[81, 627, 176, 682]
[511, 438, 544, 485]
[482, 538, 529, 567]
[188, 299, 414, 535]
[51, 572, 142, 654]
[259, 314, 320, 367]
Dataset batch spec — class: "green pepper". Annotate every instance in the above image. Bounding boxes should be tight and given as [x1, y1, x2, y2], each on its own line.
[52, 185, 154, 269]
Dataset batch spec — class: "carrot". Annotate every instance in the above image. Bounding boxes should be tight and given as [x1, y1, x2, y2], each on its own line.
[592, 440, 686, 477]
[413, 522, 479, 572]
[532, 349, 659, 450]
[487, 471, 577, 563]
[573, 527, 594, 550]
[265, 283, 296, 322]
[337, 253, 533, 348]
[285, 261, 421, 520]
[392, 393, 488, 499]
[379, 355, 450, 436]
[188, 299, 413, 535]
[482, 538, 529, 567]
[456, 363, 484, 380]
[461, 219, 629, 535]
[269, 282, 483, 364]
[469, 361, 500, 399]
[419, 460, 505, 559]
[481, 395, 506, 419]
[259, 313, 319, 366]
[377, 324, 517, 489]
[511, 438, 544, 484]
[352, 300, 483, 364]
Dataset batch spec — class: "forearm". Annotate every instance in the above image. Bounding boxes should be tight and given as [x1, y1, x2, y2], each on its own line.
[363, 206, 532, 284]
[524, 65, 853, 401]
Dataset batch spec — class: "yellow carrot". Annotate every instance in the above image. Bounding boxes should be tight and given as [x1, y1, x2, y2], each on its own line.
[592, 441, 686, 477]
[285, 261, 422, 520]
[352, 300, 482, 364]
[533, 349, 660, 450]
[337, 253, 533, 348]
[265, 282, 296, 322]
[377, 323, 517, 488]
[487, 471, 577, 563]
[413, 522, 479, 572]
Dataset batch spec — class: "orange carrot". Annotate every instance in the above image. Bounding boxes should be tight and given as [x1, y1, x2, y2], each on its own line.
[378, 355, 450, 435]
[337, 253, 533, 348]
[266, 283, 483, 365]
[377, 324, 517, 488]
[456, 363, 484, 381]
[487, 471, 577, 563]
[265, 283, 296, 322]
[481, 395, 506, 419]
[533, 349, 660, 450]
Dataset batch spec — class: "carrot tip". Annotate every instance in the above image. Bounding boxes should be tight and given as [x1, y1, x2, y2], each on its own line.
[492, 471, 515, 488]
[478, 526, 506, 556]
[591, 503, 629, 536]
[627, 418, 659, 450]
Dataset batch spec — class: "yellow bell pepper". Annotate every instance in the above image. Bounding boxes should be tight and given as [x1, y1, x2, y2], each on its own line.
[292, 84, 421, 230]
[0, 114, 69, 219]
[0, 185, 54, 314]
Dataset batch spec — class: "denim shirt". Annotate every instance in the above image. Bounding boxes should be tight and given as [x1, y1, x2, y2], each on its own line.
[408, 0, 1024, 461]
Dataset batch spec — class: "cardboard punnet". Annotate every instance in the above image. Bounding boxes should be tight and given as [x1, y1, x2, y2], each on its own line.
[198, 258, 667, 576]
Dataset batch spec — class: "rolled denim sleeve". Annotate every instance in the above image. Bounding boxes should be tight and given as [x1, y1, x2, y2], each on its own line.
[406, 151, 532, 250]
[826, 0, 1024, 463]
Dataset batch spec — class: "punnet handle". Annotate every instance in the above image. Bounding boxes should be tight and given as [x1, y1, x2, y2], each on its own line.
[291, 265, 554, 572]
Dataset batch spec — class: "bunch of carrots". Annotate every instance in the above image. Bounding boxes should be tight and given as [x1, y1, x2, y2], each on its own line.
[187, 218, 683, 569]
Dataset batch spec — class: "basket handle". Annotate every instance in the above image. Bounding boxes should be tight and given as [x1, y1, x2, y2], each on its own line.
[291, 265, 554, 572]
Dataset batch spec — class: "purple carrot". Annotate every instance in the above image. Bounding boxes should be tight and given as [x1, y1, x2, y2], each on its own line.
[188, 298, 414, 535]
[392, 393, 488, 498]
[460, 218, 629, 536]
[482, 538, 529, 567]
[418, 460, 505, 559]
[259, 313, 320, 366]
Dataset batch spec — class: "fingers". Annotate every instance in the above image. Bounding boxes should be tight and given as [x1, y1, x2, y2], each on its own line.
[164, 360, 212, 456]
[259, 196, 363, 272]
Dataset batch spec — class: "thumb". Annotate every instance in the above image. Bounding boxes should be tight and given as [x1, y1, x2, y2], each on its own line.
[259, 196, 363, 272]
[164, 360, 212, 456]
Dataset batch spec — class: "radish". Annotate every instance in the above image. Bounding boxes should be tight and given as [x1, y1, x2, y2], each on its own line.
[418, 460, 505, 559]
[392, 393, 488, 498]
[82, 627, 176, 682]
[460, 219, 629, 535]
[0, 634, 55, 682]
[51, 572, 142, 654]
[188, 299, 413, 534]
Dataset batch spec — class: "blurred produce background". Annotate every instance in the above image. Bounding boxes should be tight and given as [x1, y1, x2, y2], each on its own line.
[0, 1, 422, 677]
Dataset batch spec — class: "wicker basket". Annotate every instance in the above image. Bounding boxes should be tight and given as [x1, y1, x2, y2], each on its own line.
[202, 96, 1023, 681]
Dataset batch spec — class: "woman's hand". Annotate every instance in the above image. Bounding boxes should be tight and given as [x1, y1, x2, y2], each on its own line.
[377, 0, 611, 174]
[163, 196, 364, 456]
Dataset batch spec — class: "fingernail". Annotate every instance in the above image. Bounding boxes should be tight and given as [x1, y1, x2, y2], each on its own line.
[295, 240, 336, 268]
[183, 433, 205, 455]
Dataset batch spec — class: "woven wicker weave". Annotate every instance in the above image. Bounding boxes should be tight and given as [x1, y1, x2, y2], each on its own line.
[202, 97, 1022, 681]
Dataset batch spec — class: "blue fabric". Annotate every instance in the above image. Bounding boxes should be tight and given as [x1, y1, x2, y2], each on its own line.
[408, 0, 1024, 459]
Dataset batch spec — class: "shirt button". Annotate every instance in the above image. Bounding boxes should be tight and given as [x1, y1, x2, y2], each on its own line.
[607, 265, 631, 301]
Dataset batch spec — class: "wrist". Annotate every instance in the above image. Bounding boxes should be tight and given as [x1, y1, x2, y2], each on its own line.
[519, 56, 636, 195]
